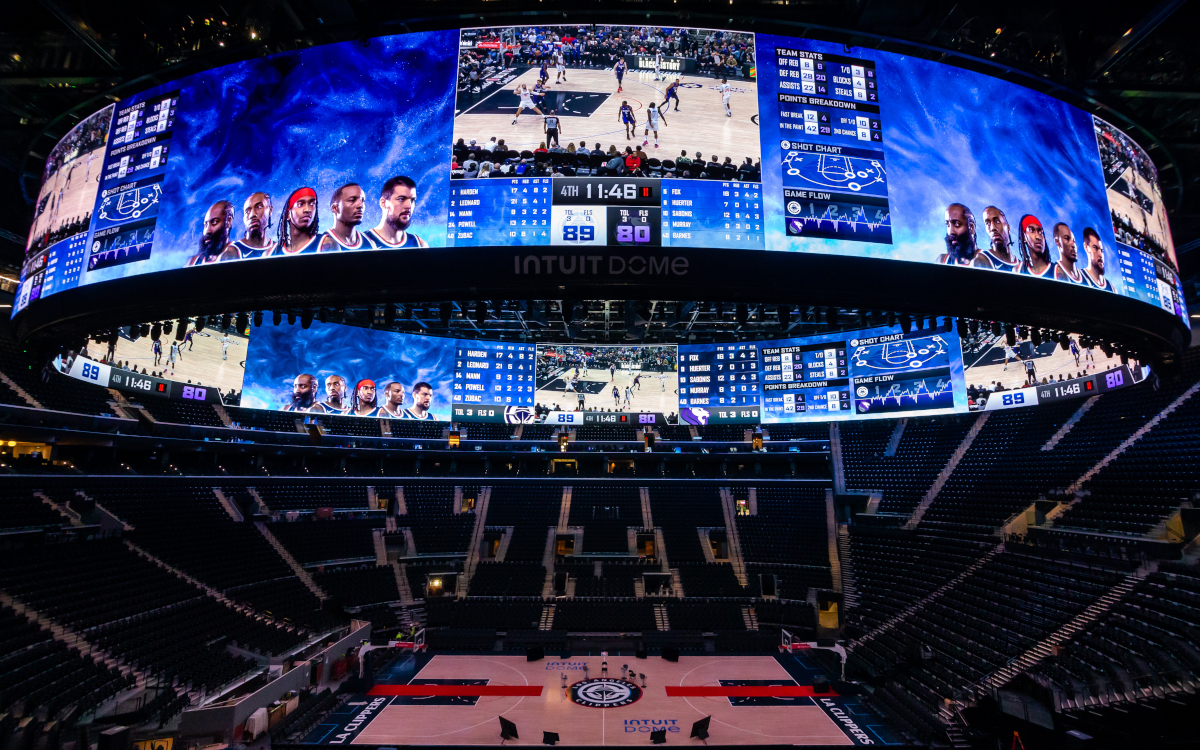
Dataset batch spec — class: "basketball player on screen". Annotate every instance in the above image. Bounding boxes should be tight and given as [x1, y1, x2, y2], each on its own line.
[1081, 227, 1114, 292]
[613, 58, 627, 93]
[379, 381, 407, 418]
[717, 79, 733, 117]
[271, 187, 321, 255]
[365, 176, 428, 248]
[225, 192, 276, 260]
[618, 101, 637, 140]
[310, 374, 350, 414]
[1016, 215, 1056, 278]
[1052, 223, 1085, 284]
[152, 338, 162, 367]
[404, 382, 436, 420]
[282, 373, 318, 412]
[661, 78, 682, 112]
[936, 203, 993, 268]
[319, 183, 371, 251]
[352, 379, 383, 417]
[981, 206, 1019, 272]
[642, 103, 667, 149]
[186, 201, 237, 266]
[511, 84, 543, 125]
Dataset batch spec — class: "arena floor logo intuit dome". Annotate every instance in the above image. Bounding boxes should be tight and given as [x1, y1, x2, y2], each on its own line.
[569, 678, 643, 708]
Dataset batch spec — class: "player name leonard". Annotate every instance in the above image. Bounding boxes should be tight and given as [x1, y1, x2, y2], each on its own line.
[513, 255, 689, 275]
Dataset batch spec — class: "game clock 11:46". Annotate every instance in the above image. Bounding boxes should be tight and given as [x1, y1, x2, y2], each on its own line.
[552, 177, 661, 247]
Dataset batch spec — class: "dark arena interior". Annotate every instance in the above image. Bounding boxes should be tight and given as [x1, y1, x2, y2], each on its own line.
[2, 1, 1200, 749]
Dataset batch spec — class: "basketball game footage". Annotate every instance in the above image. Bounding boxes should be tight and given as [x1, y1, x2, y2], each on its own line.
[14, 23, 1186, 325]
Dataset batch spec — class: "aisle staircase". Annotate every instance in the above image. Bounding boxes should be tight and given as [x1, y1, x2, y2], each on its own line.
[394, 561, 415, 605]
[256, 521, 328, 600]
[654, 603, 670, 631]
[0, 371, 40, 408]
[457, 487, 491, 597]
[837, 524, 859, 608]
[1041, 396, 1099, 450]
[850, 541, 1004, 652]
[826, 490, 842, 593]
[906, 412, 990, 529]
[372, 529, 388, 566]
[539, 604, 556, 631]
[829, 423, 846, 493]
[718, 488, 749, 586]
[741, 606, 759, 631]
[212, 488, 243, 522]
[884, 418, 908, 457]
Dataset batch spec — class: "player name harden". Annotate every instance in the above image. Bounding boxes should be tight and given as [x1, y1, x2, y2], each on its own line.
[513, 254, 689, 275]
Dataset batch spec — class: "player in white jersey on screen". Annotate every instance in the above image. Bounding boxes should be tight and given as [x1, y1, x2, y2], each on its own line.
[653, 51, 664, 81]
[555, 51, 567, 84]
[641, 102, 667, 149]
[718, 79, 733, 117]
[221, 334, 231, 361]
[659, 372, 667, 391]
[512, 84, 544, 125]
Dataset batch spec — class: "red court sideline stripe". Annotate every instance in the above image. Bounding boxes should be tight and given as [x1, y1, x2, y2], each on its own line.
[666, 686, 838, 697]
[368, 685, 543, 697]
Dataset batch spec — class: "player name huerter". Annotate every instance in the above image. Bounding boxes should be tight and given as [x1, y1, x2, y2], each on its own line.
[514, 255, 689, 275]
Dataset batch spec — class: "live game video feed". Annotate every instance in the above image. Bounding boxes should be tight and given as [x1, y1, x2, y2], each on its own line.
[240, 321, 456, 421]
[742, 321, 968, 424]
[535, 344, 679, 423]
[450, 24, 764, 250]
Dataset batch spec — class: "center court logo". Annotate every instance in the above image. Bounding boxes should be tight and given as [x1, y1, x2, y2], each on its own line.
[569, 678, 643, 708]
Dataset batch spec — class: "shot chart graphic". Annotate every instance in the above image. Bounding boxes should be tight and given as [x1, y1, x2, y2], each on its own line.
[97, 182, 163, 224]
[783, 147, 887, 197]
[851, 334, 950, 372]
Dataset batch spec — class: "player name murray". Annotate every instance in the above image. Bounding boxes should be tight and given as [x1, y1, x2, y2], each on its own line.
[513, 254, 689, 275]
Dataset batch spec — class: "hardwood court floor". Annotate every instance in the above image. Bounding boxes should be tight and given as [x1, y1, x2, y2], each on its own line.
[536, 367, 679, 415]
[965, 338, 1125, 393]
[1108, 167, 1174, 260]
[454, 67, 760, 163]
[348, 654, 872, 746]
[87, 329, 248, 394]
[27, 145, 106, 248]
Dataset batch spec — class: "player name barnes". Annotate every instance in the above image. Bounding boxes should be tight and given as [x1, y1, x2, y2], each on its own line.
[514, 255, 689, 276]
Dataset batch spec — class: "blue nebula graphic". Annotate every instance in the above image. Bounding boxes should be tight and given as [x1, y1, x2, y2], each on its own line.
[757, 36, 1126, 299]
[241, 321, 455, 421]
[82, 30, 456, 286]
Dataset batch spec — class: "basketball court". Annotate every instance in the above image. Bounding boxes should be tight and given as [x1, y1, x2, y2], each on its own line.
[26, 144, 107, 251]
[964, 335, 1125, 392]
[536, 347, 678, 414]
[304, 652, 898, 746]
[87, 328, 248, 396]
[453, 65, 760, 162]
[1107, 166, 1175, 266]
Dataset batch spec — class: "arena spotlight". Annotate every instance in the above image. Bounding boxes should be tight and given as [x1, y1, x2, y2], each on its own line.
[383, 304, 396, 327]
[300, 310, 313, 329]
[957, 317, 969, 337]
[778, 305, 791, 330]
[127, 325, 140, 342]
[1101, 341, 1114, 358]
[897, 314, 909, 333]
[236, 313, 248, 331]
[563, 300, 577, 324]
[1017, 325, 1028, 341]
[1059, 331, 1070, 350]
[175, 319, 187, 340]
[253, 311, 263, 327]
[886, 312, 896, 328]
[272, 311, 282, 326]
[440, 301, 453, 326]
[162, 320, 173, 337]
[220, 313, 232, 329]
[991, 321, 1002, 337]
[714, 302, 724, 318]
[317, 308, 328, 325]
[735, 303, 749, 327]
[1029, 328, 1041, 347]
[1004, 325, 1016, 348]
[969, 319, 980, 336]
[475, 300, 487, 326]
[826, 307, 838, 329]
[140, 323, 151, 338]
[195, 316, 205, 332]
[287, 312, 297, 326]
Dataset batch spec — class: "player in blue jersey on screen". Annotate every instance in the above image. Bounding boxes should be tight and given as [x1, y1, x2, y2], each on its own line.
[981, 206, 1019, 272]
[618, 101, 637, 140]
[936, 203, 993, 268]
[365, 176, 428, 249]
[403, 382, 437, 420]
[379, 381, 407, 418]
[661, 78, 682, 111]
[309, 374, 350, 415]
[352, 379, 384, 417]
[225, 192, 276, 261]
[281, 373, 319, 412]
[1016, 215, 1057, 278]
[1081, 227, 1114, 292]
[270, 187, 321, 256]
[187, 200, 236, 266]
[1052, 223, 1085, 284]
[613, 58, 627, 93]
[319, 183, 372, 252]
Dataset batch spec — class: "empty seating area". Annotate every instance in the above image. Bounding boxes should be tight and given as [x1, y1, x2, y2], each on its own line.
[573, 424, 639, 441]
[225, 577, 342, 632]
[257, 484, 371, 512]
[568, 560, 654, 597]
[466, 561, 546, 596]
[568, 484, 643, 553]
[268, 519, 381, 564]
[318, 415, 384, 437]
[764, 423, 831, 441]
[842, 416, 976, 515]
[552, 601, 657, 632]
[401, 485, 475, 554]
[677, 562, 744, 597]
[665, 601, 747, 631]
[0, 606, 130, 719]
[648, 486, 725, 562]
[484, 485, 562, 561]
[425, 599, 544, 631]
[736, 486, 830, 569]
[313, 565, 401, 607]
[226, 407, 302, 432]
[137, 399, 224, 427]
[464, 423, 515, 440]
[388, 420, 447, 439]
[0, 488, 67, 531]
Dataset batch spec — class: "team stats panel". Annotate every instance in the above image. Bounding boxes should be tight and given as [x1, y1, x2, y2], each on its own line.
[449, 176, 763, 250]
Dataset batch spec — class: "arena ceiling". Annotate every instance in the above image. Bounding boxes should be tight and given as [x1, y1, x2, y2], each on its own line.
[1, 0, 1197, 298]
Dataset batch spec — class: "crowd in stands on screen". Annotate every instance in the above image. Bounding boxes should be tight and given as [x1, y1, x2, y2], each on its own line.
[26, 212, 91, 256]
[42, 106, 110, 183]
[452, 138, 760, 181]
[458, 25, 754, 92]
[185, 177, 428, 267]
[937, 202, 1113, 291]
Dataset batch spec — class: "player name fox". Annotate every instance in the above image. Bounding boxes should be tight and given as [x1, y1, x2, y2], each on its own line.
[513, 255, 689, 275]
